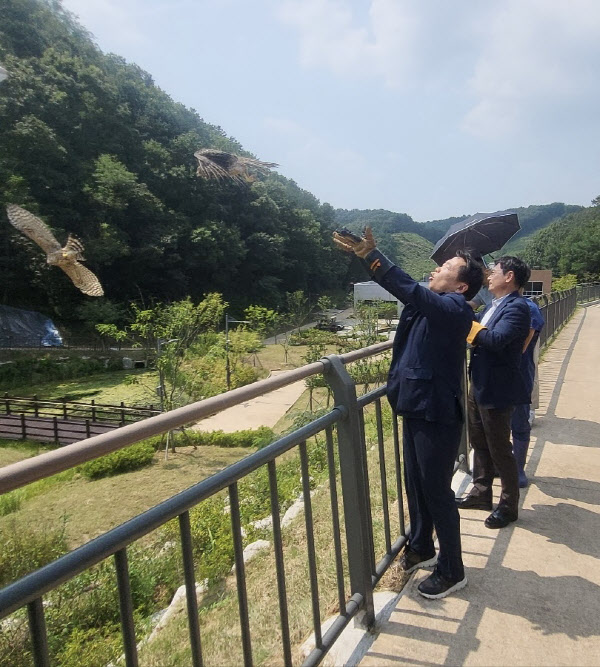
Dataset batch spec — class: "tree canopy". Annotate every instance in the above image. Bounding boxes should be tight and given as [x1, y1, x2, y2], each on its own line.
[0, 0, 348, 327]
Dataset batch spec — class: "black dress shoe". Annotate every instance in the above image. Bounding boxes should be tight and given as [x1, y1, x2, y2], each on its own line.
[485, 506, 518, 529]
[456, 495, 493, 511]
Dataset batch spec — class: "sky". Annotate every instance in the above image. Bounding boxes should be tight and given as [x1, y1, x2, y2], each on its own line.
[60, 0, 600, 221]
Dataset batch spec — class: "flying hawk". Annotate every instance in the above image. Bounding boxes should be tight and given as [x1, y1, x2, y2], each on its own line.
[194, 149, 278, 185]
[6, 204, 104, 297]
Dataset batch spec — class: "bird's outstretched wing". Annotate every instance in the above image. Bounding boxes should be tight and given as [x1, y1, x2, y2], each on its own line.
[60, 261, 104, 297]
[236, 157, 279, 174]
[194, 149, 278, 185]
[6, 204, 62, 254]
[194, 149, 234, 181]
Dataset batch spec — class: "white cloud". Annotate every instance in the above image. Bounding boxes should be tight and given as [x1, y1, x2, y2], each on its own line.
[277, 0, 421, 88]
[463, 0, 600, 138]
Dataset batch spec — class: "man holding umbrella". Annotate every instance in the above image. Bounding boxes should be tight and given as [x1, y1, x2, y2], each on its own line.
[333, 227, 483, 600]
[457, 257, 531, 528]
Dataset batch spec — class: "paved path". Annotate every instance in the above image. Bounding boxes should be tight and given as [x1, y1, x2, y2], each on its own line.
[361, 303, 600, 666]
[192, 371, 308, 433]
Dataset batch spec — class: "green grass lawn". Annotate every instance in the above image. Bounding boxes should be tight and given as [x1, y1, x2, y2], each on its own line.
[0, 440, 254, 549]
[5, 341, 331, 406]
[7, 368, 159, 406]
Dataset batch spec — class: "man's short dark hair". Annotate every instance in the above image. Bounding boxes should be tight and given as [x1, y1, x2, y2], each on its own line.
[456, 250, 484, 300]
[494, 256, 531, 288]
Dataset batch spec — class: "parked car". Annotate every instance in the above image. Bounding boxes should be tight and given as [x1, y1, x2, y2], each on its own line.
[315, 316, 345, 332]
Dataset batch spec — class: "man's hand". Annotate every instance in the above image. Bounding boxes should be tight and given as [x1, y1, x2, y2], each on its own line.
[332, 226, 377, 259]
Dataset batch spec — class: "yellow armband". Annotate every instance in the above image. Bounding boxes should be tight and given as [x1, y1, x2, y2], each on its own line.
[467, 321, 487, 345]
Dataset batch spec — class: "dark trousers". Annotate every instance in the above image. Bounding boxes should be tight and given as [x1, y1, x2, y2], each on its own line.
[468, 388, 519, 514]
[511, 403, 531, 442]
[403, 417, 464, 582]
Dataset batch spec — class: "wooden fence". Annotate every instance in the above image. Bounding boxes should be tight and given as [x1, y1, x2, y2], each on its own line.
[0, 394, 161, 444]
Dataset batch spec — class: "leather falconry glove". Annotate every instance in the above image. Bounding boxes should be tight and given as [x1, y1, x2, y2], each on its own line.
[467, 321, 487, 345]
[333, 226, 395, 281]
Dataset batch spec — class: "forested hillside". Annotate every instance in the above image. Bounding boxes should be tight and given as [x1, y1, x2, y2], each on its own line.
[522, 203, 600, 279]
[0, 0, 352, 328]
[387, 233, 436, 281]
[335, 202, 584, 274]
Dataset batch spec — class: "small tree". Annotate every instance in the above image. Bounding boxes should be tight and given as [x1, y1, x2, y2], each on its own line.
[316, 295, 333, 314]
[97, 294, 228, 457]
[286, 290, 309, 331]
[377, 301, 398, 330]
[302, 342, 327, 411]
[243, 305, 279, 338]
[354, 302, 380, 346]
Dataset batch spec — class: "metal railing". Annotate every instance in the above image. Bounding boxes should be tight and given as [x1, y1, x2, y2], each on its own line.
[0, 284, 593, 665]
[0, 341, 403, 667]
[532, 288, 577, 348]
[531, 283, 599, 348]
[576, 282, 600, 304]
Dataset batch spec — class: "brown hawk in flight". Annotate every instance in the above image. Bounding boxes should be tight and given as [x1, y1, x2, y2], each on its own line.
[6, 204, 104, 297]
[194, 149, 278, 185]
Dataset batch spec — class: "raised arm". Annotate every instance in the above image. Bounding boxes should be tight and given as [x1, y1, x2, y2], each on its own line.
[333, 226, 470, 325]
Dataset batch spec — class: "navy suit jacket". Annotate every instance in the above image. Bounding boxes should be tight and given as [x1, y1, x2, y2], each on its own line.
[469, 291, 531, 408]
[374, 265, 474, 424]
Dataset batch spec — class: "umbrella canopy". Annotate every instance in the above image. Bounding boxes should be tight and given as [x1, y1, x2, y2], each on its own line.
[430, 210, 520, 266]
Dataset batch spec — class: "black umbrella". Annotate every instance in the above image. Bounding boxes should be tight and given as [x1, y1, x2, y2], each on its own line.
[430, 210, 520, 266]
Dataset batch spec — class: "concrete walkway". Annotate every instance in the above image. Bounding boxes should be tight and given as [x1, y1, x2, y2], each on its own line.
[361, 303, 600, 666]
[192, 371, 307, 433]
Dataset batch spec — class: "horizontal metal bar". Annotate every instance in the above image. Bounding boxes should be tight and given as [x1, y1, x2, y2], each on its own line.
[356, 385, 387, 408]
[372, 534, 408, 585]
[302, 593, 364, 667]
[0, 408, 343, 620]
[339, 340, 392, 364]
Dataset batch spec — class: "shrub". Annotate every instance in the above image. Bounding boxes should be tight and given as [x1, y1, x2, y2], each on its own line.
[145, 427, 275, 452]
[79, 442, 155, 479]
[289, 328, 341, 346]
[162, 494, 235, 583]
[53, 627, 122, 667]
[0, 518, 68, 587]
[0, 490, 23, 516]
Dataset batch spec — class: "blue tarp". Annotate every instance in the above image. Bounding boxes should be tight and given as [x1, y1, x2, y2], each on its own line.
[0, 305, 63, 347]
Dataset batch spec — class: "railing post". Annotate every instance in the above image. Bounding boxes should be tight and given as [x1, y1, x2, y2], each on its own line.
[457, 359, 470, 473]
[322, 354, 375, 628]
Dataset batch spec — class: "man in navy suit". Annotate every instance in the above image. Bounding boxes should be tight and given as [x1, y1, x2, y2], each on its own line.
[458, 256, 531, 528]
[333, 227, 483, 600]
